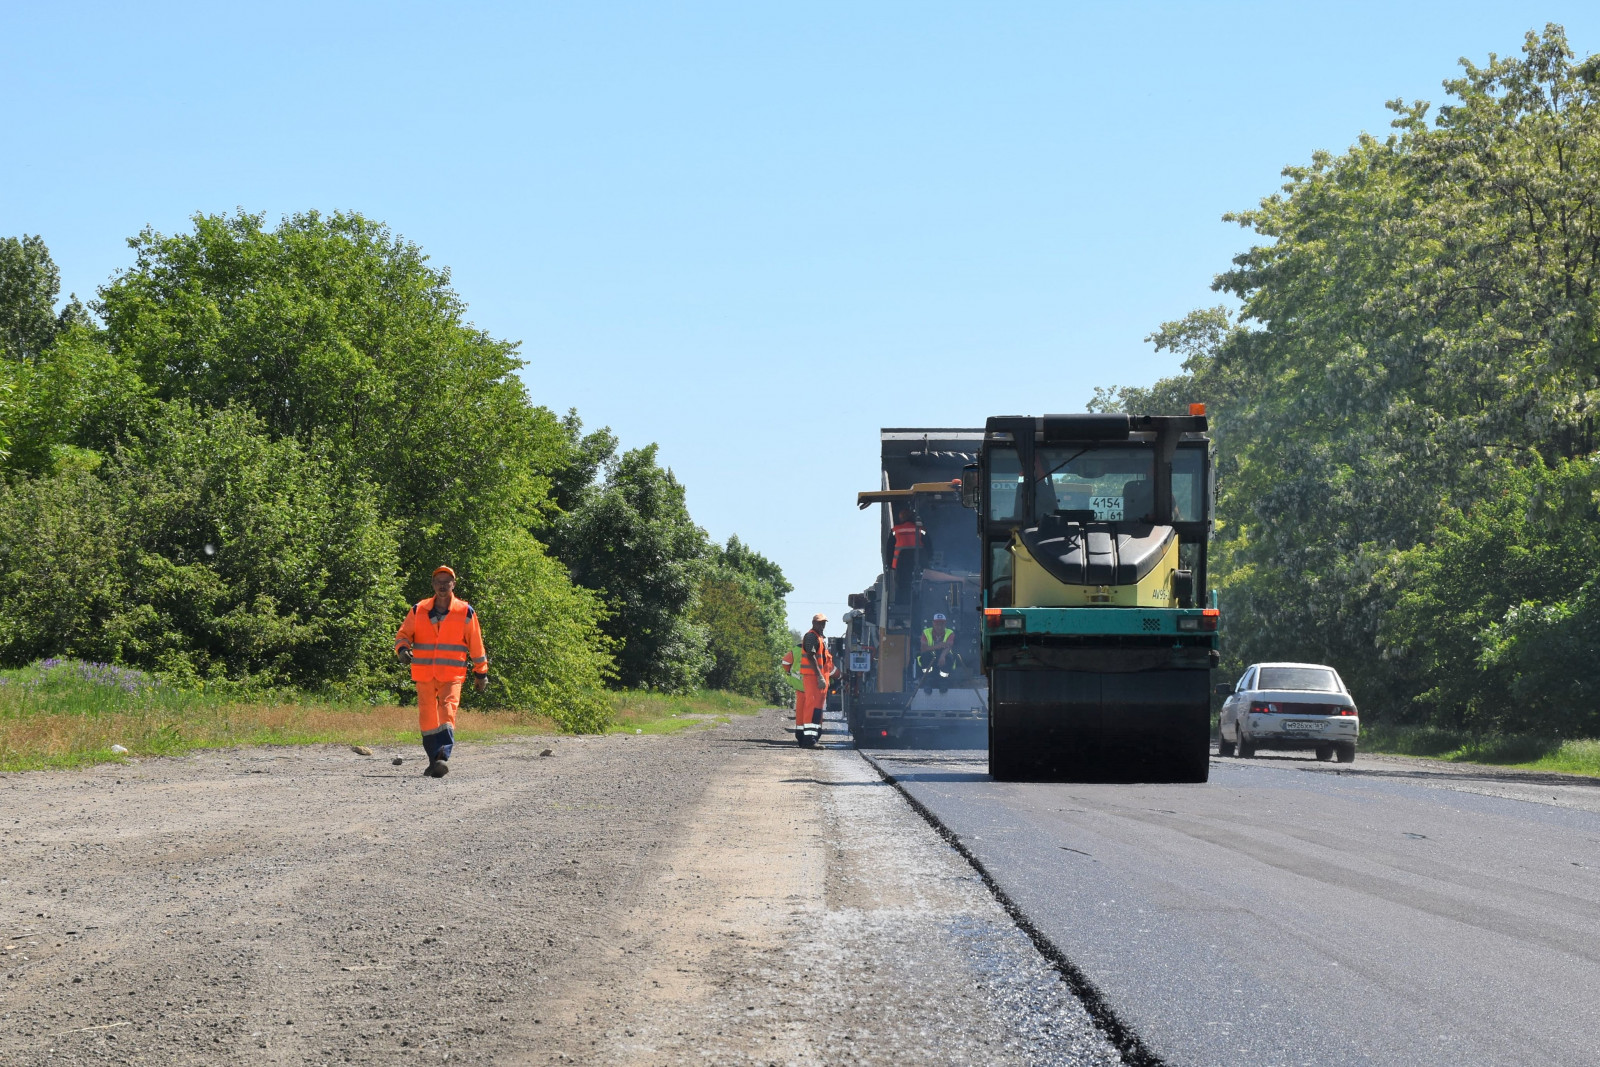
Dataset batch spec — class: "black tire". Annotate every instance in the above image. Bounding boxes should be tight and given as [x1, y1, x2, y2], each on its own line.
[1315, 744, 1333, 762]
[1238, 733, 1256, 759]
[1335, 742, 1356, 763]
[1218, 732, 1236, 758]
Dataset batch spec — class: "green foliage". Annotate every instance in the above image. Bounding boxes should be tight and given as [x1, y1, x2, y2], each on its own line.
[555, 444, 712, 692]
[0, 326, 151, 476]
[465, 527, 616, 732]
[1383, 457, 1600, 731]
[0, 403, 402, 689]
[97, 211, 570, 575]
[0, 234, 65, 362]
[0, 469, 125, 664]
[694, 536, 794, 701]
[91, 212, 620, 714]
[1096, 25, 1600, 736]
[0, 219, 784, 730]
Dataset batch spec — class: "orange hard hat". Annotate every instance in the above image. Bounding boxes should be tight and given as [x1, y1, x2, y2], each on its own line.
[433, 566, 456, 578]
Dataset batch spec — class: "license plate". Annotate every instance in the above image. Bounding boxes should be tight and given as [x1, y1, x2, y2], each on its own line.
[1282, 720, 1326, 731]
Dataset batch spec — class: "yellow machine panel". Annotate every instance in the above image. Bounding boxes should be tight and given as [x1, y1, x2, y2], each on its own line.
[878, 634, 908, 692]
[1010, 530, 1181, 607]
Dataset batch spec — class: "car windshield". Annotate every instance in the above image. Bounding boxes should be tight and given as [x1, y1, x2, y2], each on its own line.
[1256, 667, 1341, 693]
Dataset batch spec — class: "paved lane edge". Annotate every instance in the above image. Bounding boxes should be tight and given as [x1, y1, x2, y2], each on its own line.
[857, 750, 1166, 1067]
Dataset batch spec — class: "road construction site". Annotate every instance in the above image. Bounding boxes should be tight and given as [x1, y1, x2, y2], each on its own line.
[5, 709, 1600, 1066]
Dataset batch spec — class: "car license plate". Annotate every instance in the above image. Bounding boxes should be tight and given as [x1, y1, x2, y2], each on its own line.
[1283, 720, 1326, 731]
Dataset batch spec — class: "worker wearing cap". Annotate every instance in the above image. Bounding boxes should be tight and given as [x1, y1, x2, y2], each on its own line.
[919, 613, 957, 680]
[780, 614, 835, 732]
[394, 566, 488, 778]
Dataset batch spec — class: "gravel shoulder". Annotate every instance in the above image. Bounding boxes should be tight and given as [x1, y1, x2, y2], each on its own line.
[0, 709, 1116, 1066]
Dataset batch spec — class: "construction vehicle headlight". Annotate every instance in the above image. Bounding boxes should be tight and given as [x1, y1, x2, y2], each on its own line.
[1003, 617, 1024, 631]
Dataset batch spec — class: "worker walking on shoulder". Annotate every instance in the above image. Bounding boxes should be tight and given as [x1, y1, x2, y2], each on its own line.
[395, 566, 488, 778]
[780, 614, 835, 732]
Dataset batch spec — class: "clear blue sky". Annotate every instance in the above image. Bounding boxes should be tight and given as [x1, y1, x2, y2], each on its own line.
[4, 3, 1595, 630]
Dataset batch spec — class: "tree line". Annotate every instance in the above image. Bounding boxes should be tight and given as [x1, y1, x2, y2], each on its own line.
[0, 213, 792, 730]
[1094, 25, 1600, 738]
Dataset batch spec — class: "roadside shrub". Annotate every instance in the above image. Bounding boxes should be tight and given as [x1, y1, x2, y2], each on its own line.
[461, 527, 615, 732]
[0, 469, 127, 665]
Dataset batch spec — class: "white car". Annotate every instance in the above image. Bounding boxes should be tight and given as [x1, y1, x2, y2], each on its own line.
[1217, 662, 1358, 763]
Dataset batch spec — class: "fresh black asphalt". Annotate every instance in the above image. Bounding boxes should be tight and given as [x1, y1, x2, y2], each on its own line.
[862, 746, 1600, 1067]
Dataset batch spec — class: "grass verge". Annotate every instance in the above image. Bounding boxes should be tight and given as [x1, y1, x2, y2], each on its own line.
[608, 689, 768, 735]
[1361, 723, 1600, 778]
[0, 659, 768, 772]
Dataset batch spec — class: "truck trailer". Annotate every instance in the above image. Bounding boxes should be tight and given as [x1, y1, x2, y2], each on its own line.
[841, 429, 987, 746]
[963, 412, 1219, 782]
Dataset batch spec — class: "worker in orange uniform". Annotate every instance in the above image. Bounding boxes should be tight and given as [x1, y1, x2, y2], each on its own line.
[890, 508, 924, 608]
[890, 507, 923, 571]
[395, 566, 488, 778]
[780, 614, 835, 731]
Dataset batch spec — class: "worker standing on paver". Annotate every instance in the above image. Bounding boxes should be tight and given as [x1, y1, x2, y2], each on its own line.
[781, 614, 835, 732]
[889, 508, 925, 609]
[395, 566, 488, 778]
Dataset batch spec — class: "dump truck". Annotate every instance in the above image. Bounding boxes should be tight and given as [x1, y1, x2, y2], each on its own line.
[841, 429, 987, 746]
[961, 412, 1219, 782]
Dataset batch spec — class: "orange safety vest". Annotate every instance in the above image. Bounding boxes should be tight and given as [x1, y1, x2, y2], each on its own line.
[783, 631, 833, 688]
[395, 595, 488, 683]
[892, 520, 922, 569]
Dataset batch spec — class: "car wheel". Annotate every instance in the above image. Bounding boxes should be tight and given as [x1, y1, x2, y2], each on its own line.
[1218, 733, 1236, 757]
[1335, 742, 1356, 764]
[1238, 733, 1256, 759]
[1315, 743, 1333, 762]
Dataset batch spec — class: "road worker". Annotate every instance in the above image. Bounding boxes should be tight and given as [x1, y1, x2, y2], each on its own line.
[918, 613, 957, 690]
[889, 507, 925, 607]
[890, 507, 924, 570]
[394, 566, 488, 778]
[780, 614, 835, 732]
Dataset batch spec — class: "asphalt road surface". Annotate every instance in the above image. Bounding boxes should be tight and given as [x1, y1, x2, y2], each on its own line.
[865, 745, 1600, 1067]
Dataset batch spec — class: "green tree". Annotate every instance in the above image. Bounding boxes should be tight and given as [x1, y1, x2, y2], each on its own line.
[1094, 25, 1600, 731]
[97, 210, 571, 574]
[556, 445, 710, 691]
[464, 527, 616, 731]
[0, 235, 63, 363]
[0, 403, 402, 688]
[94, 210, 617, 714]
[0, 326, 151, 477]
[694, 535, 794, 700]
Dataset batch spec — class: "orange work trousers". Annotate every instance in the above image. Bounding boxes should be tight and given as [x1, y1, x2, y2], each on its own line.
[794, 676, 826, 728]
[417, 677, 463, 762]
